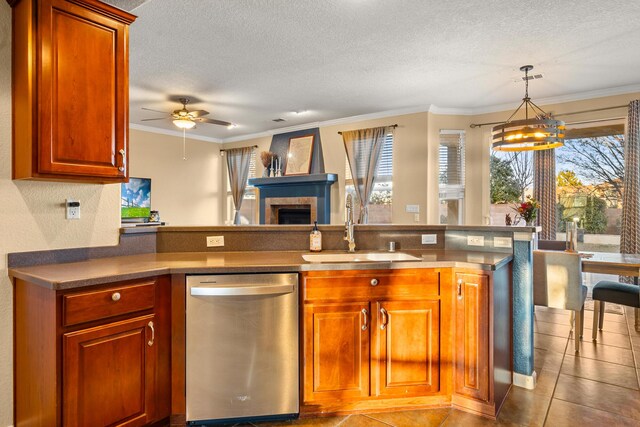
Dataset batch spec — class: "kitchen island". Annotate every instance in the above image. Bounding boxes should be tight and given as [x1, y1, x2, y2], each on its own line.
[8, 225, 532, 426]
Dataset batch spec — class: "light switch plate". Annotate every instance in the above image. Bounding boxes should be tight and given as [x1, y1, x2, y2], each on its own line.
[406, 204, 420, 213]
[467, 235, 484, 246]
[421, 234, 437, 244]
[206, 236, 224, 247]
[494, 237, 512, 248]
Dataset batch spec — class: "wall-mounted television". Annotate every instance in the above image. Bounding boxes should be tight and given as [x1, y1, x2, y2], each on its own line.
[121, 177, 151, 221]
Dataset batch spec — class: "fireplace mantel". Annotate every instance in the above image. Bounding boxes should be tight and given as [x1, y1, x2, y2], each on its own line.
[249, 173, 338, 224]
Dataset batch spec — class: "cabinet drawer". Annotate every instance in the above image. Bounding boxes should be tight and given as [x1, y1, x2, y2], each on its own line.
[303, 269, 440, 301]
[63, 281, 156, 326]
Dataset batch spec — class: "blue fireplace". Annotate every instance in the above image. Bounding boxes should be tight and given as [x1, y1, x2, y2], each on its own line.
[248, 173, 337, 224]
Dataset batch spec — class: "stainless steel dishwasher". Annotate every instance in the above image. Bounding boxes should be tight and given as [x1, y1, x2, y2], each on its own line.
[186, 273, 299, 425]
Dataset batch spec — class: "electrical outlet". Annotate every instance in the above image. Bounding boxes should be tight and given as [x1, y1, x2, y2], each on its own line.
[421, 234, 437, 244]
[406, 204, 420, 213]
[494, 237, 512, 248]
[206, 236, 225, 247]
[414, 213, 420, 222]
[467, 235, 484, 246]
[66, 199, 80, 220]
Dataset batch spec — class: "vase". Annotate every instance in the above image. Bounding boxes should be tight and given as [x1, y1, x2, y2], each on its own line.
[525, 219, 534, 227]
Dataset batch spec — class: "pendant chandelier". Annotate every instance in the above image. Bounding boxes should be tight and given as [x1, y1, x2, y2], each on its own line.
[492, 65, 565, 151]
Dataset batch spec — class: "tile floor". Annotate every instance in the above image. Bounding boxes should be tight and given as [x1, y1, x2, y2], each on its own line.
[242, 303, 640, 427]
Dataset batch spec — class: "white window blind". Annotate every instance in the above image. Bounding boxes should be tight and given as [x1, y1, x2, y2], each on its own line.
[345, 133, 394, 183]
[438, 130, 465, 199]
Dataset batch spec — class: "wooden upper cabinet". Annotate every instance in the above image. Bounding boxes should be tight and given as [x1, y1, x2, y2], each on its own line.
[8, 0, 136, 182]
[454, 272, 490, 402]
[375, 299, 440, 397]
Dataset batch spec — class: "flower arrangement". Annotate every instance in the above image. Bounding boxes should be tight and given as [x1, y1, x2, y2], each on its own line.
[514, 196, 540, 226]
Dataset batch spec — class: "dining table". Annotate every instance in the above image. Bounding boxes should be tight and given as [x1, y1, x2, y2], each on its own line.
[580, 251, 640, 326]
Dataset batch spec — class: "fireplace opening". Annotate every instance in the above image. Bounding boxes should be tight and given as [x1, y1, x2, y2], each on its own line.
[277, 207, 311, 224]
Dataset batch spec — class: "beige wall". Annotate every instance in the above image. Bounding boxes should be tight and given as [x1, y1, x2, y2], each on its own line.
[0, 3, 122, 424]
[129, 129, 223, 226]
[217, 91, 640, 228]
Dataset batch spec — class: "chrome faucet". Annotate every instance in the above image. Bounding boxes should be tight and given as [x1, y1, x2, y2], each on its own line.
[344, 194, 356, 252]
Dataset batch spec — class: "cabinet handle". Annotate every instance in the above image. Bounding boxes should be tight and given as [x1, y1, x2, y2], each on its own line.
[118, 149, 126, 173]
[370, 278, 379, 287]
[361, 308, 369, 331]
[111, 292, 121, 302]
[147, 321, 155, 346]
[380, 307, 389, 330]
[457, 279, 463, 300]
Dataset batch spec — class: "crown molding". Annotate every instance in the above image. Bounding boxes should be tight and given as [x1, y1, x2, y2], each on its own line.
[131, 84, 640, 144]
[129, 123, 223, 143]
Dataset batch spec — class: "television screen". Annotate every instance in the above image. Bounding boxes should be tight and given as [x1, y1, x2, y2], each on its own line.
[121, 177, 151, 219]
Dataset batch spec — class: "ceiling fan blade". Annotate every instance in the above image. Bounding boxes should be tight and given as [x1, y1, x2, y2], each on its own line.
[140, 117, 168, 121]
[196, 117, 232, 127]
[141, 107, 168, 114]
[189, 110, 210, 118]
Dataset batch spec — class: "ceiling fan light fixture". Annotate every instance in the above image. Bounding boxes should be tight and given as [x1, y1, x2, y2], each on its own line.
[492, 65, 565, 152]
[173, 117, 196, 129]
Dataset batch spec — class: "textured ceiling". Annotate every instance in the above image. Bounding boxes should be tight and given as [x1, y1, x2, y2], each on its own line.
[124, 0, 640, 141]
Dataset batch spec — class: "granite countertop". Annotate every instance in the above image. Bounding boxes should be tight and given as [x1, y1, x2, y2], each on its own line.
[8, 250, 513, 290]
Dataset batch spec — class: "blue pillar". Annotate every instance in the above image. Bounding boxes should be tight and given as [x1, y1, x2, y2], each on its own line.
[512, 232, 536, 389]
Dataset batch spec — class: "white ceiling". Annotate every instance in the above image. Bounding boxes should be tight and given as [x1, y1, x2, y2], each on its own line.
[123, 0, 640, 142]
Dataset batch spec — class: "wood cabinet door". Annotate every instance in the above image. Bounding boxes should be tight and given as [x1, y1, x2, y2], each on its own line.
[454, 272, 490, 402]
[375, 300, 440, 396]
[63, 314, 157, 427]
[37, 0, 129, 179]
[303, 302, 370, 402]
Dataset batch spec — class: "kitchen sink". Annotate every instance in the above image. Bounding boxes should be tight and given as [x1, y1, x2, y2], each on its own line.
[302, 252, 422, 263]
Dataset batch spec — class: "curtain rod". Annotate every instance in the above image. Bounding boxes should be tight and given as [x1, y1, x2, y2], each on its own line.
[469, 104, 629, 128]
[338, 124, 398, 135]
[219, 145, 258, 154]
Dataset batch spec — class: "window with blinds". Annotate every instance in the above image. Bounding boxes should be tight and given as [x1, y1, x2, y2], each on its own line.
[345, 133, 394, 182]
[344, 133, 394, 224]
[439, 130, 465, 225]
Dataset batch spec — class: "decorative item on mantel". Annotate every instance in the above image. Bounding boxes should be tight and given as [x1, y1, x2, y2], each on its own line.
[260, 151, 280, 178]
[505, 213, 513, 226]
[513, 196, 540, 226]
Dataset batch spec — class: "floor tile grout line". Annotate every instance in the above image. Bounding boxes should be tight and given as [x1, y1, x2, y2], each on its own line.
[556, 371, 640, 391]
[334, 414, 351, 427]
[552, 396, 640, 423]
[361, 413, 396, 427]
[541, 324, 570, 427]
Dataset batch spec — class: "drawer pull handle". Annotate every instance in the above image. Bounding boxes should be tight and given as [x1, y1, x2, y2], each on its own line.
[361, 308, 369, 331]
[380, 307, 389, 330]
[111, 292, 121, 302]
[148, 321, 155, 346]
[457, 279, 463, 300]
[370, 278, 379, 287]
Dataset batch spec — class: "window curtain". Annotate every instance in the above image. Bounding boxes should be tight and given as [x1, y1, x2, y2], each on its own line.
[621, 100, 640, 265]
[533, 148, 557, 240]
[226, 146, 254, 225]
[342, 126, 389, 223]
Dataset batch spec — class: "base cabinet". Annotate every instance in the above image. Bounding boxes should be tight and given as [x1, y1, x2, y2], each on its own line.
[302, 266, 510, 419]
[376, 299, 440, 397]
[454, 272, 490, 402]
[63, 315, 157, 427]
[302, 269, 451, 414]
[14, 276, 171, 427]
[303, 302, 370, 401]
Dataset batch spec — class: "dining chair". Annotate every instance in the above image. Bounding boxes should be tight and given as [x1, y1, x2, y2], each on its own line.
[591, 280, 640, 340]
[533, 250, 588, 352]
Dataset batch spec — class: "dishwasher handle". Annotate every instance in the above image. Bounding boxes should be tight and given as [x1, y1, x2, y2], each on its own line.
[190, 284, 294, 297]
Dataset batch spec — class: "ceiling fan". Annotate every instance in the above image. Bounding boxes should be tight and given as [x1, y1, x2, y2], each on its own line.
[141, 97, 233, 129]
